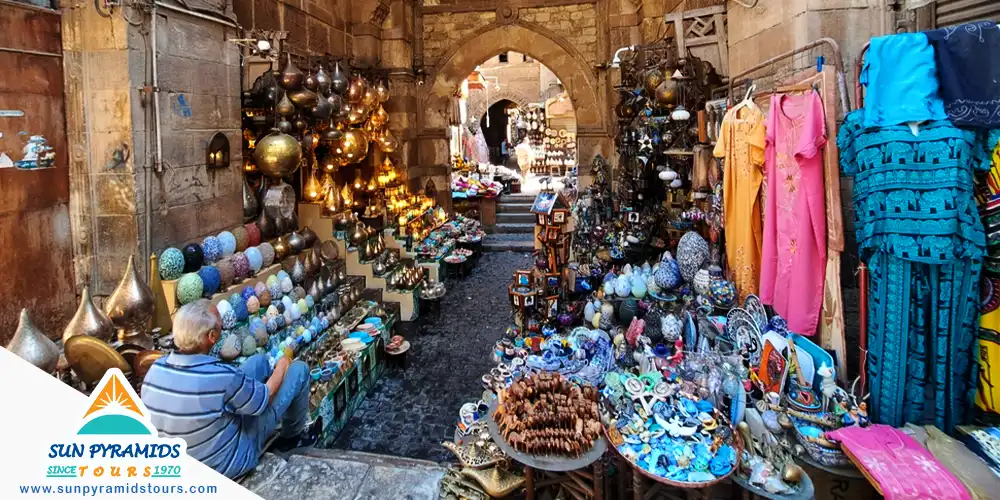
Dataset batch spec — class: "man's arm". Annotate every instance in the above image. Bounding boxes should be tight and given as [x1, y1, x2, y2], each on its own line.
[265, 356, 290, 404]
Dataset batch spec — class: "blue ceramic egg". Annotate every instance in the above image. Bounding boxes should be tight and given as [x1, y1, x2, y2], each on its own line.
[159, 247, 185, 281]
[280, 277, 293, 294]
[201, 236, 223, 263]
[277, 270, 290, 282]
[305, 295, 315, 309]
[246, 296, 260, 315]
[175, 273, 204, 305]
[241, 286, 257, 301]
[216, 300, 236, 329]
[265, 317, 278, 334]
[244, 246, 263, 273]
[182, 243, 205, 273]
[269, 284, 282, 301]
[232, 300, 249, 322]
[218, 231, 237, 257]
[197, 266, 221, 296]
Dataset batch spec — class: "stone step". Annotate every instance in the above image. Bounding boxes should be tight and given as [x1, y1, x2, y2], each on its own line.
[497, 202, 534, 213]
[495, 222, 535, 234]
[496, 212, 536, 223]
[502, 193, 536, 202]
[483, 234, 534, 253]
[242, 450, 445, 500]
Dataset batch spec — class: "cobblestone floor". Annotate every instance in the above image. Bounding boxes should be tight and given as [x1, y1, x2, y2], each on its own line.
[331, 251, 533, 463]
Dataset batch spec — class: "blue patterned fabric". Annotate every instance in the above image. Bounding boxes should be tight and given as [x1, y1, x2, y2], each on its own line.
[860, 33, 947, 127]
[838, 109, 995, 431]
[924, 21, 1000, 128]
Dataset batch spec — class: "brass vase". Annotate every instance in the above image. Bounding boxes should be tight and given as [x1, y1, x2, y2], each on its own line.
[104, 255, 155, 349]
[148, 254, 173, 334]
[7, 309, 59, 373]
[63, 286, 115, 343]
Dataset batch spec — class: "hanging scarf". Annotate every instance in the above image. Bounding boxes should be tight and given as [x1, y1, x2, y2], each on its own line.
[924, 21, 1000, 128]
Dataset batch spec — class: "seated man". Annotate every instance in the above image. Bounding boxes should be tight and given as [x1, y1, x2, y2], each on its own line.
[141, 299, 318, 479]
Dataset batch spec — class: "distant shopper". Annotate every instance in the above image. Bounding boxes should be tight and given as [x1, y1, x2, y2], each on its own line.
[141, 300, 319, 479]
[515, 137, 534, 178]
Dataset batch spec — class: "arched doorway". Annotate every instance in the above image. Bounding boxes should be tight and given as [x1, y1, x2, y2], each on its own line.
[416, 22, 610, 209]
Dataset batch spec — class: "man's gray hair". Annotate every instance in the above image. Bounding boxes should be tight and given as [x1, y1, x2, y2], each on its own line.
[173, 299, 219, 353]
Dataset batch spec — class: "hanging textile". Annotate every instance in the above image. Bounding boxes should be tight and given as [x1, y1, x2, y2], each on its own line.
[473, 128, 490, 166]
[713, 104, 766, 303]
[924, 21, 1000, 128]
[759, 92, 827, 336]
[904, 424, 1000, 500]
[974, 130, 1000, 414]
[839, 110, 993, 431]
[826, 425, 971, 500]
[860, 32, 947, 127]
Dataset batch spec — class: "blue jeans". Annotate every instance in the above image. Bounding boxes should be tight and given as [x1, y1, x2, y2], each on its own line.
[239, 354, 311, 443]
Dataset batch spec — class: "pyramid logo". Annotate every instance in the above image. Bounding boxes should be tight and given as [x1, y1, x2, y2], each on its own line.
[76, 369, 155, 436]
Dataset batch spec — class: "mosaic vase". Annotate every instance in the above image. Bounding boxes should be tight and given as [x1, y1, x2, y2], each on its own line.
[676, 231, 709, 283]
[708, 266, 737, 308]
[694, 268, 712, 296]
[662, 314, 683, 342]
[654, 252, 682, 290]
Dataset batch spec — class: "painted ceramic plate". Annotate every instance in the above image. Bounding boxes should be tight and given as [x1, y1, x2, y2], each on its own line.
[743, 294, 768, 331]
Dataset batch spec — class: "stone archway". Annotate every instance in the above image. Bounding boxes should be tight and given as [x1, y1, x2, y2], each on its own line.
[468, 89, 534, 127]
[414, 22, 611, 209]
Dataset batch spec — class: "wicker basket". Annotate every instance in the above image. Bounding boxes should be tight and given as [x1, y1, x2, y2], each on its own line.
[793, 425, 851, 468]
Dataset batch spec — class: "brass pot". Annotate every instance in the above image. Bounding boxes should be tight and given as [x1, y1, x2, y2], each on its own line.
[7, 309, 59, 373]
[288, 88, 319, 109]
[287, 231, 306, 254]
[253, 129, 302, 179]
[340, 129, 369, 163]
[63, 286, 115, 343]
[278, 54, 304, 90]
[103, 255, 155, 348]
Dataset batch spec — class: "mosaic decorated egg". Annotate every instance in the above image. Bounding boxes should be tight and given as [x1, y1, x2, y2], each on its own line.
[266, 274, 279, 287]
[241, 335, 257, 356]
[305, 296, 315, 309]
[602, 280, 615, 296]
[297, 298, 308, 315]
[654, 252, 682, 290]
[246, 296, 260, 315]
[175, 273, 204, 305]
[277, 270, 290, 282]
[219, 334, 241, 360]
[159, 247, 185, 281]
[216, 258, 235, 287]
[232, 225, 250, 252]
[265, 317, 278, 334]
[258, 243, 275, 267]
[615, 275, 631, 297]
[201, 236, 223, 263]
[269, 284, 282, 301]
[280, 277, 293, 294]
[244, 246, 263, 273]
[266, 304, 279, 319]
[663, 314, 683, 342]
[233, 299, 249, 323]
[181, 243, 205, 273]
[241, 286, 256, 301]
[258, 288, 272, 307]
[293, 286, 306, 300]
[244, 223, 262, 247]
[254, 281, 267, 296]
[253, 324, 268, 347]
[676, 231, 709, 283]
[218, 231, 237, 256]
[197, 266, 221, 296]
[281, 295, 294, 312]
[631, 275, 648, 298]
[646, 274, 661, 295]
[216, 301, 236, 329]
[232, 252, 251, 280]
[284, 309, 294, 324]
[694, 268, 712, 296]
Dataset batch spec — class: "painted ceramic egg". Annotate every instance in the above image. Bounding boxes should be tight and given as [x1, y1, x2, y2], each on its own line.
[603, 280, 616, 296]
[232, 252, 251, 280]
[245, 246, 263, 273]
[241, 335, 257, 356]
[293, 286, 306, 300]
[694, 268, 712, 296]
[245, 223, 262, 247]
[218, 231, 237, 256]
[281, 295, 294, 312]
[201, 236, 223, 263]
[631, 275, 647, 298]
[277, 270, 290, 282]
[266, 274, 279, 287]
[615, 275, 631, 297]
[269, 284, 282, 301]
[233, 299, 249, 322]
[600, 301, 615, 319]
[265, 304, 279, 319]
[305, 296, 315, 309]
[641, 262, 652, 276]
[275, 315, 286, 329]
[297, 298, 309, 314]
[280, 277, 294, 294]
[258, 243, 275, 267]
[175, 273, 204, 305]
[663, 314, 683, 342]
[599, 311, 613, 330]
[676, 231, 709, 283]
[654, 252, 682, 289]
[584, 302, 596, 322]
[258, 288, 272, 307]
[232, 226, 250, 252]
[646, 275, 661, 295]
[159, 247, 185, 280]
[622, 264, 633, 276]
[228, 293, 242, 308]
[197, 266, 221, 296]
[219, 334, 241, 360]
[216, 258, 235, 287]
[253, 324, 268, 347]
[241, 286, 257, 301]
[246, 296, 260, 315]
[265, 317, 278, 334]
[254, 281, 267, 296]
[603, 271, 617, 283]
[592, 312, 602, 329]
[216, 301, 236, 329]
[284, 309, 294, 324]
[320, 317, 329, 329]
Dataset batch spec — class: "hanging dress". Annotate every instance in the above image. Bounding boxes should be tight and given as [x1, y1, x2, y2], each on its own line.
[974, 130, 1000, 415]
[838, 110, 993, 431]
[759, 92, 827, 336]
[713, 104, 766, 303]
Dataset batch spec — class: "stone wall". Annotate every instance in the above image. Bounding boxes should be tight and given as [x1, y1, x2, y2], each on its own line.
[519, 4, 599, 65]
[233, 0, 355, 57]
[422, 11, 496, 69]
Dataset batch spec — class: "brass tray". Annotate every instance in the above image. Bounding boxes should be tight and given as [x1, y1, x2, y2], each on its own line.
[133, 350, 165, 380]
[65, 336, 131, 385]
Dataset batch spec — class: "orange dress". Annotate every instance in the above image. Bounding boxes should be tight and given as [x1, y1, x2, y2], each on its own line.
[714, 104, 766, 303]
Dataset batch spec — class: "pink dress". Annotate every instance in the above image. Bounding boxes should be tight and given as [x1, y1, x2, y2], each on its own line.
[759, 93, 827, 336]
[827, 425, 971, 500]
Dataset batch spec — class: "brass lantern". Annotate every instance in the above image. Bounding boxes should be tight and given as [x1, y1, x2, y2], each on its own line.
[253, 129, 303, 179]
[339, 129, 369, 163]
[374, 79, 390, 103]
[347, 74, 368, 104]
[348, 100, 371, 125]
[371, 105, 389, 128]
[376, 128, 399, 153]
[303, 165, 324, 203]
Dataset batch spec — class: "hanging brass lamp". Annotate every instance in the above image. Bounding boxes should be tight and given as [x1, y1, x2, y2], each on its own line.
[303, 165, 324, 203]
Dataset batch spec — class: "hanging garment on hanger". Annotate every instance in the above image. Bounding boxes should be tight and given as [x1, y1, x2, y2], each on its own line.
[839, 110, 994, 431]
[713, 104, 766, 303]
[973, 130, 1000, 415]
[827, 425, 971, 500]
[924, 21, 1000, 128]
[861, 33, 947, 127]
[474, 129, 490, 165]
[759, 92, 827, 336]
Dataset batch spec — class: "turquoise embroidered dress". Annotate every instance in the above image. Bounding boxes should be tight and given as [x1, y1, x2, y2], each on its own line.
[838, 110, 994, 431]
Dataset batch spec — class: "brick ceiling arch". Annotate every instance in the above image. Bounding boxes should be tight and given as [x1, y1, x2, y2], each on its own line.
[467, 89, 534, 125]
[419, 22, 604, 134]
